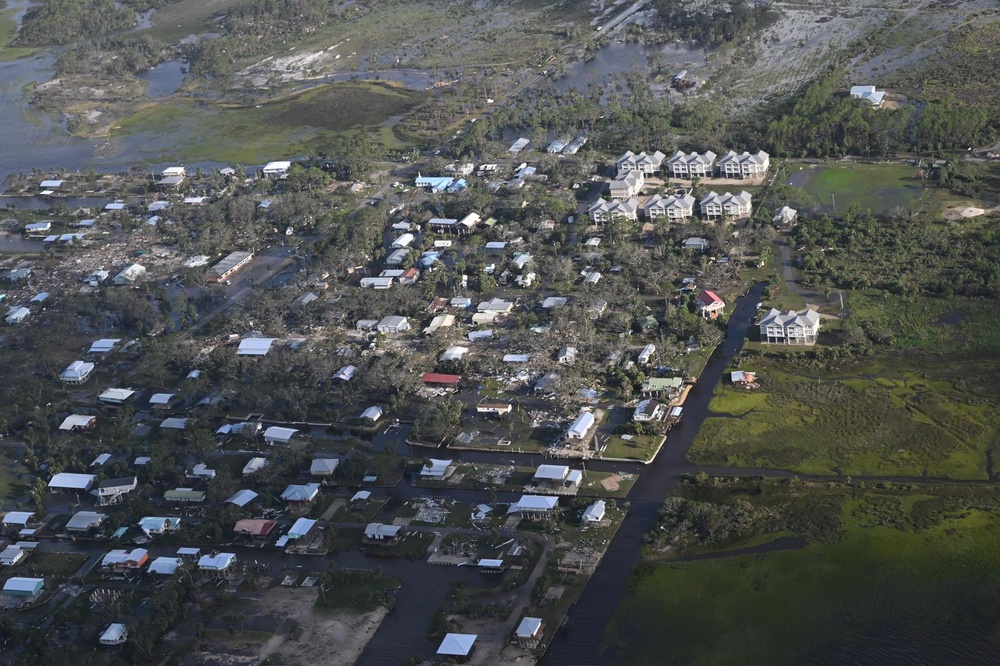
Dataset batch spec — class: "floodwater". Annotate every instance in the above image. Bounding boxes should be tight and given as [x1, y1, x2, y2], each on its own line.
[555, 41, 709, 94]
[138, 60, 187, 98]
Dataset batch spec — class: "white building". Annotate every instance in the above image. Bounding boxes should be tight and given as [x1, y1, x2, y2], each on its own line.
[376, 316, 410, 334]
[850, 85, 886, 106]
[609, 170, 644, 200]
[666, 150, 718, 178]
[582, 499, 607, 523]
[237, 337, 276, 356]
[616, 150, 667, 175]
[759, 308, 821, 345]
[59, 360, 95, 384]
[100, 624, 128, 646]
[566, 411, 596, 440]
[263, 426, 299, 445]
[113, 263, 146, 285]
[588, 198, 639, 224]
[717, 150, 770, 178]
[632, 399, 666, 422]
[262, 161, 292, 179]
[700, 191, 752, 219]
[644, 193, 695, 221]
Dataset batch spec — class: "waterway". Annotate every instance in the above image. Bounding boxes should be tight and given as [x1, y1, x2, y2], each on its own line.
[541, 282, 768, 665]
[554, 41, 709, 95]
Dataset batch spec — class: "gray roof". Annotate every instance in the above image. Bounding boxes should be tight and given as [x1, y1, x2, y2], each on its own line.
[759, 308, 820, 328]
[668, 150, 717, 166]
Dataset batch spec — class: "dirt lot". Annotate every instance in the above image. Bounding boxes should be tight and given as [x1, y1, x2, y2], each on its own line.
[191, 586, 388, 666]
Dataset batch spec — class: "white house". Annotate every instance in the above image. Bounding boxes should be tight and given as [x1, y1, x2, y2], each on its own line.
[420, 459, 454, 480]
[616, 150, 666, 175]
[582, 499, 607, 523]
[666, 150, 718, 178]
[696, 290, 726, 319]
[310, 459, 340, 477]
[262, 161, 292, 179]
[280, 483, 320, 505]
[773, 205, 798, 225]
[98, 388, 135, 405]
[237, 337, 276, 356]
[717, 151, 770, 178]
[609, 170, 644, 200]
[632, 399, 666, 422]
[588, 198, 639, 224]
[532, 465, 583, 489]
[5, 307, 29, 325]
[48, 473, 96, 493]
[113, 263, 146, 286]
[96, 476, 137, 506]
[566, 411, 595, 440]
[100, 624, 128, 646]
[516, 617, 545, 648]
[263, 426, 299, 445]
[850, 85, 886, 106]
[59, 360, 95, 384]
[376, 316, 410, 334]
[0, 546, 27, 567]
[637, 344, 656, 365]
[360, 406, 383, 422]
[198, 552, 237, 572]
[66, 511, 105, 532]
[700, 191, 752, 219]
[509, 495, 559, 519]
[138, 516, 181, 536]
[759, 308, 821, 345]
[644, 193, 695, 221]
[437, 633, 478, 659]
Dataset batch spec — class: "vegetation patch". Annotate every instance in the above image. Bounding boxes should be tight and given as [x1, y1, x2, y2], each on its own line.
[315, 569, 401, 614]
[607, 478, 1000, 664]
[688, 356, 1000, 479]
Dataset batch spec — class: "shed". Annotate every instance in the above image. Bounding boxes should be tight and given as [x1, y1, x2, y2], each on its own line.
[3, 577, 43, 598]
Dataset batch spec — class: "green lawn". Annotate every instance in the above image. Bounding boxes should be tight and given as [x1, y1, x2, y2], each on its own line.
[112, 82, 427, 163]
[601, 434, 665, 464]
[688, 356, 1000, 479]
[315, 569, 401, 614]
[790, 163, 928, 215]
[606, 480, 1000, 664]
[0, 8, 36, 61]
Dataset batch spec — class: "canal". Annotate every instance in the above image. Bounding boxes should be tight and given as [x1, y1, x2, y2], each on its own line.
[540, 282, 768, 665]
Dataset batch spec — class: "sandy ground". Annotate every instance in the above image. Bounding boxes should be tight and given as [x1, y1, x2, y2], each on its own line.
[942, 205, 995, 221]
[192, 586, 388, 666]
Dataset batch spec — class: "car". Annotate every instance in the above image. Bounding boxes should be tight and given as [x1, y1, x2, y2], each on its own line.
[224, 280, 231, 286]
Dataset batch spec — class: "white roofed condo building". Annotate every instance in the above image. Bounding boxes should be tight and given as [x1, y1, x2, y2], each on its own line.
[759, 308, 821, 345]
[616, 150, 666, 175]
[644, 193, 695, 221]
[717, 150, 770, 178]
[700, 191, 752, 219]
[588, 198, 638, 224]
[609, 170, 644, 200]
[666, 150, 718, 178]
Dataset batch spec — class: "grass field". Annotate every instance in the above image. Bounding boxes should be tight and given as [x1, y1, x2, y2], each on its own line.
[788, 163, 927, 215]
[606, 480, 1000, 664]
[602, 434, 665, 463]
[0, 8, 35, 61]
[112, 82, 426, 162]
[315, 569, 401, 614]
[688, 355, 1000, 479]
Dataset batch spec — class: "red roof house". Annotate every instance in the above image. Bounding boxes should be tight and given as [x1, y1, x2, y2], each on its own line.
[421, 373, 462, 387]
[695, 290, 726, 319]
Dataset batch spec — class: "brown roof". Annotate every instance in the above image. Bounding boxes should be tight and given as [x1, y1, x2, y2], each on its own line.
[234, 518, 278, 537]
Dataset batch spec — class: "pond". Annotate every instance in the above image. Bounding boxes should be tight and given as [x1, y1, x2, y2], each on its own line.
[555, 41, 710, 95]
[138, 60, 187, 99]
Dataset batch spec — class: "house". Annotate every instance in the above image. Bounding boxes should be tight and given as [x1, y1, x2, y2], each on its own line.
[66, 511, 105, 532]
[376, 316, 410, 334]
[718, 150, 770, 178]
[359, 405, 383, 423]
[391, 233, 414, 249]
[3, 577, 44, 600]
[420, 459, 454, 480]
[512, 252, 532, 270]
[287, 517, 317, 540]
[696, 290, 726, 318]
[102, 548, 149, 569]
[333, 365, 356, 381]
[633, 399, 666, 422]
[683, 237, 711, 252]
[310, 458, 340, 477]
[225, 489, 259, 507]
[263, 426, 299, 445]
[850, 85, 886, 106]
[588, 197, 639, 224]
[164, 488, 207, 503]
[262, 161, 292, 179]
[280, 483, 320, 505]
[637, 344, 656, 365]
[534, 372, 561, 394]
[478, 297, 513, 314]
[363, 523, 403, 544]
[484, 241, 507, 254]
[360, 276, 394, 289]
[148, 557, 182, 575]
[198, 552, 237, 573]
[616, 150, 667, 175]
[55, 360, 93, 386]
[59, 414, 97, 432]
[237, 337, 276, 356]
[509, 495, 559, 520]
[509, 137, 530, 153]
[423, 314, 455, 335]
[385, 248, 409, 266]
[641, 377, 684, 398]
[48, 472, 96, 493]
[564, 135, 588, 154]
[773, 205, 798, 225]
[666, 150, 718, 178]
[98, 388, 135, 405]
[609, 170, 645, 200]
[138, 517, 181, 536]
[557, 347, 577, 365]
[99, 624, 128, 647]
[421, 373, 461, 388]
[1, 512, 33, 532]
[24, 221, 52, 233]
[582, 499, 607, 523]
[188, 463, 215, 480]
[0, 546, 27, 566]
[476, 402, 513, 417]
[437, 633, 477, 661]
[242, 457, 268, 478]
[532, 465, 583, 490]
[515, 617, 545, 649]
[399, 267, 420, 285]
[566, 411, 596, 440]
[234, 519, 277, 539]
[96, 476, 137, 506]
[5, 307, 29, 325]
[503, 354, 530, 364]
[148, 393, 175, 409]
[176, 547, 201, 561]
[700, 191, 752, 219]
[88, 338, 120, 354]
[113, 263, 146, 286]
[210, 251, 253, 283]
[644, 193, 695, 221]
[541, 296, 569, 309]
[759, 308, 821, 345]
[440, 346, 468, 362]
